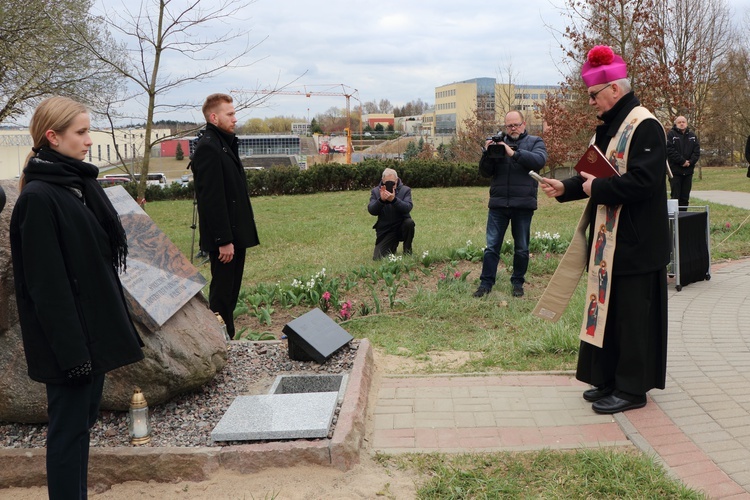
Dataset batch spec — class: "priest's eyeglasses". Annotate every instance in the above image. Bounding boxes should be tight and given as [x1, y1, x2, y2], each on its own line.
[588, 84, 612, 100]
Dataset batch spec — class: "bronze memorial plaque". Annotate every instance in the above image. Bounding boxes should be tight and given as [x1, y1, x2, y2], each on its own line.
[105, 186, 207, 331]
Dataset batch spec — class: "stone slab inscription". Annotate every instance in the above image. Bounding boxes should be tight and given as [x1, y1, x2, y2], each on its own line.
[105, 186, 206, 331]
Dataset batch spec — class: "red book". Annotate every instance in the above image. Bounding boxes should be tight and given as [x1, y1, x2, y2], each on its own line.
[574, 145, 620, 178]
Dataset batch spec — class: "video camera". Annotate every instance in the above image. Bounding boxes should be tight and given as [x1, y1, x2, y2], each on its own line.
[486, 132, 517, 159]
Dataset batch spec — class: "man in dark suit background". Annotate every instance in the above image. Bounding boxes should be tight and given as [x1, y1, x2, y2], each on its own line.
[666, 116, 700, 210]
[192, 93, 259, 338]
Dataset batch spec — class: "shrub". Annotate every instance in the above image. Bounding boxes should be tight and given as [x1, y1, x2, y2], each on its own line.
[245, 159, 485, 197]
[121, 159, 489, 202]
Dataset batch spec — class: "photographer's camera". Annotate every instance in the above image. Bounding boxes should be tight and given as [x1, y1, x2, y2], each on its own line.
[487, 132, 508, 158]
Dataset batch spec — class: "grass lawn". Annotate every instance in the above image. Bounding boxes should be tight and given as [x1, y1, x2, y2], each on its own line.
[143, 165, 749, 499]
[144, 165, 750, 369]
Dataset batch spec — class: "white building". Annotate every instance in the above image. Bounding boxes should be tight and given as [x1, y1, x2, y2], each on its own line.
[291, 122, 310, 135]
[0, 127, 170, 180]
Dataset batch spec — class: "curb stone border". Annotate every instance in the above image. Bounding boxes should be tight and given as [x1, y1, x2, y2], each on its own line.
[0, 339, 374, 492]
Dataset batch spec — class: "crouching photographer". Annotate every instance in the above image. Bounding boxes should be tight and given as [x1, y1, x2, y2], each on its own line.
[474, 110, 547, 299]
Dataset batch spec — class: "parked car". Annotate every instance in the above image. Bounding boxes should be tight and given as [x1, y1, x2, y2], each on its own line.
[96, 177, 130, 187]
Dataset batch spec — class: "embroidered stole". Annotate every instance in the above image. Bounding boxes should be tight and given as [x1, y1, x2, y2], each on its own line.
[532, 106, 656, 347]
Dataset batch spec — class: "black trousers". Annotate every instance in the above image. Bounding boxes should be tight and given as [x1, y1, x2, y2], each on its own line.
[576, 268, 668, 396]
[45, 373, 105, 500]
[209, 247, 246, 338]
[670, 174, 693, 210]
[373, 218, 415, 260]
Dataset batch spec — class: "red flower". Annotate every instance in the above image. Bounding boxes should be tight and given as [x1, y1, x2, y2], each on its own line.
[587, 46, 614, 67]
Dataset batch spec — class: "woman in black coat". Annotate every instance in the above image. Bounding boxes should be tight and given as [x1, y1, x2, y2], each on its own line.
[10, 97, 144, 499]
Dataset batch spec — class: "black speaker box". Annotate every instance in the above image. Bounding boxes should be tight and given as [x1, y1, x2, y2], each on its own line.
[282, 308, 353, 364]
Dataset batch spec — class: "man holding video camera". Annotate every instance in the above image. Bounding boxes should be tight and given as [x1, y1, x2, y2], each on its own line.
[474, 110, 547, 298]
[368, 167, 414, 260]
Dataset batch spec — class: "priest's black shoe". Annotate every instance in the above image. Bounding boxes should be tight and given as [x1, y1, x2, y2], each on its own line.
[582, 386, 614, 402]
[592, 394, 646, 414]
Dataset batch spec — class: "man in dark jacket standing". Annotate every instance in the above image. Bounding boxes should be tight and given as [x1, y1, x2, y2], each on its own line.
[667, 116, 700, 210]
[192, 93, 259, 338]
[474, 110, 547, 298]
[367, 167, 414, 260]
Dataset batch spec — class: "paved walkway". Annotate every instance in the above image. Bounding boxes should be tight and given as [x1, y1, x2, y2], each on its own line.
[371, 192, 750, 499]
[692, 191, 750, 210]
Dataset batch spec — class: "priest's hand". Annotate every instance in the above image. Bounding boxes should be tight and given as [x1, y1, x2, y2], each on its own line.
[581, 171, 596, 197]
[540, 177, 565, 198]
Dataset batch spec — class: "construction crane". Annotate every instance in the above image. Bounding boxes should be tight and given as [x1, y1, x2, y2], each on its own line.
[234, 84, 362, 164]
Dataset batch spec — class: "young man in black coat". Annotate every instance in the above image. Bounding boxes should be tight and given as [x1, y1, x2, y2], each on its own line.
[192, 93, 259, 338]
[367, 168, 414, 260]
[667, 116, 700, 210]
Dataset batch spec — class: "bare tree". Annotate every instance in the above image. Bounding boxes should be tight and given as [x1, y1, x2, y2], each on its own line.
[704, 43, 750, 165]
[451, 108, 502, 163]
[494, 59, 523, 120]
[393, 99, 430, 117]
[652, 0, 733, 128]
[556, 0, 666, 112]
[541, 0, 736, 171]
[315, 107, 348, 134]
[362, 101, 379, 114]
[70, 0, 267, 201]
[378, 99, 393, 114]
[539, 84, 599, 172]
[0, 0, 122, 123]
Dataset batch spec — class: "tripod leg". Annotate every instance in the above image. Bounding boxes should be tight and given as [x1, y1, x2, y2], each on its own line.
[190, 196, 198, 264]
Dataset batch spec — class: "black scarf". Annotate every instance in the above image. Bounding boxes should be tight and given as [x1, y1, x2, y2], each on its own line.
[23, 147, 128, 273]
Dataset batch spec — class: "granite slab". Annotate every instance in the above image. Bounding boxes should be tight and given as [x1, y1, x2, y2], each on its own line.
[211, 392, 339, 441]
[282, 308, 353, 363]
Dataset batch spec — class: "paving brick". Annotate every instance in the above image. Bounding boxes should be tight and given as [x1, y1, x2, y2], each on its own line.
[392, 413, 415, 429]
[372, 413, 394, 430]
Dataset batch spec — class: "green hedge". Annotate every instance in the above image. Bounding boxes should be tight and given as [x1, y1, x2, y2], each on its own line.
[246, 158, 486, 196]
[121, 180, 195, 202]
[121, 159, 487, 201]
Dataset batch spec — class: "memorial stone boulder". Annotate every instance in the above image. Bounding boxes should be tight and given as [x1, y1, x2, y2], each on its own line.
[0, 180, 227, 423]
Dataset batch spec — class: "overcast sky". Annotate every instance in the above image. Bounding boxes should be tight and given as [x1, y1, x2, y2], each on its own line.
[91, 0, 750, 125]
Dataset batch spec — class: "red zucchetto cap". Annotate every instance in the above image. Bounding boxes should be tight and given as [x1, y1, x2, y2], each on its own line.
[581, 45, 628, 87]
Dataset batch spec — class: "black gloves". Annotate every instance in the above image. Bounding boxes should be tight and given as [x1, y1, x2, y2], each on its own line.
[65, 360, 92, 386]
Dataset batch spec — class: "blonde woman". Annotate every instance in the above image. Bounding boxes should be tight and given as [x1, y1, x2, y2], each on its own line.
[10, 96, 144, 499]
